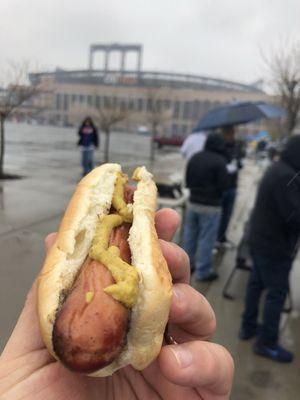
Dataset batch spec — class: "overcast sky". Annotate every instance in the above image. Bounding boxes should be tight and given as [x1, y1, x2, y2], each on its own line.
[1, 0, 300, 85]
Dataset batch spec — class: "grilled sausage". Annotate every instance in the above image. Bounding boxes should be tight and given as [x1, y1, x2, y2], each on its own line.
[53, 224, 131, 373]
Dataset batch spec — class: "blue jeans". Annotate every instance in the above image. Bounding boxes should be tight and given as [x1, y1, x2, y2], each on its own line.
[183, 207, 220, 279]
[241, 249, 292, 345]
[81, 148, 94, 175]
[217, 188, 236, 242]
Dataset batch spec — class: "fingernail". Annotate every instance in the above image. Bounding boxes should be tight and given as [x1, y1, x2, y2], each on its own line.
[170, 346, 193, 368]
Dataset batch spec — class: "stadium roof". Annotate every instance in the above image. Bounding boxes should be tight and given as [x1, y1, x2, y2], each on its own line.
[29, 69, 263, 94]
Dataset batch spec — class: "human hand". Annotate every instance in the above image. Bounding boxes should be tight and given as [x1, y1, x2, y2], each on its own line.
[0, 208, 234, 400]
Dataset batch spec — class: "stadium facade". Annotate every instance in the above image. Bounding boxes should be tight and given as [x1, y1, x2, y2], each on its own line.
[29, 43, 268, 136]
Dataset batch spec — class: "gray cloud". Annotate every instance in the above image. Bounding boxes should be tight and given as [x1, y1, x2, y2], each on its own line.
[1, 0, 299, 84]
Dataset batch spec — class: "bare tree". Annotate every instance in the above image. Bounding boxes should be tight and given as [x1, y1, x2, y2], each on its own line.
[95, 101, 129, 163]
[145, 89, 172, 162]
[0, 63, 41, 178]
[264, 41, 300, 136]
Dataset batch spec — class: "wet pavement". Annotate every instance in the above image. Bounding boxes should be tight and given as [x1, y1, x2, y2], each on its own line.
[1, 122, 300, 399]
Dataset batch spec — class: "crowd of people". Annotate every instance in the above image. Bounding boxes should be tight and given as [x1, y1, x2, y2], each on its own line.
[181, 128, 300, 364]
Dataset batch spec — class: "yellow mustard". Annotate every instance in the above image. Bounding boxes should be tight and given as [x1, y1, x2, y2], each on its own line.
[112, 172, 133, 223]
[85, 291, 94, 303]
[89, 210, 139, 308]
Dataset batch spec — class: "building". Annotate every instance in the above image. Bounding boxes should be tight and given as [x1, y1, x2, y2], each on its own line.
[29, 43, 269, 136]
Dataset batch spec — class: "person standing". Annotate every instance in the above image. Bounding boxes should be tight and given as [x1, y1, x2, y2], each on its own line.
[240, 135, 300, 363]
[183, 133, 228, 281]
[217, 125, 245, 247]
[77, 117, 99, 176]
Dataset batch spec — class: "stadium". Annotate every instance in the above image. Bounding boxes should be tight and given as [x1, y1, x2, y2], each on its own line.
[29, 43, 268, 138]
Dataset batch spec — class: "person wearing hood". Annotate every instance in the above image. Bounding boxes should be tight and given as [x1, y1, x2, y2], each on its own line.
[183, 133, 228, 281]
[240, 135, 300, 363]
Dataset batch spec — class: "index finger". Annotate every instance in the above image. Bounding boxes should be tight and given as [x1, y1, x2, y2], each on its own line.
[155, 208, 181, 241]
[160, 240, 190, 284]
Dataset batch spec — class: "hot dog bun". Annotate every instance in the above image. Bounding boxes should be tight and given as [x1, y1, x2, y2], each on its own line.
[38, 163, 172, 376]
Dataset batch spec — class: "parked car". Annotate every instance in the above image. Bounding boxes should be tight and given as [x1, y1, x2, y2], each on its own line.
[153, 136, 184, 148]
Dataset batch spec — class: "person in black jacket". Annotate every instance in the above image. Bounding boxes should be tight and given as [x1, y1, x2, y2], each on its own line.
[183, 133, 228, 281]
[240, 135, 300, 363]
[217, 125, 245, 248]
[77, 117, 99, 175]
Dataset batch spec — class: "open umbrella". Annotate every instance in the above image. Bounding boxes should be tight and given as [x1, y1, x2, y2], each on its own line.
[195, 101, 286, 131]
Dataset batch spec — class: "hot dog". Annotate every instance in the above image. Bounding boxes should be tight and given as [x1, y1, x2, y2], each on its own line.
[37, 164, 172, 376]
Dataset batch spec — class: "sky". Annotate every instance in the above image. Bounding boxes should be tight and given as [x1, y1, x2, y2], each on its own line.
[1, 0, 300, 85]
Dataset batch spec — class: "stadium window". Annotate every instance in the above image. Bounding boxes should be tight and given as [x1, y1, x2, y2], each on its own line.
[147, 98, 153, 112]
[79, 94, 85, 104]
[87, 95, 92, 106]
[63, 94, 69, 111]
[192, 100, 200, 119]
[71, 94, 77, 103]
[171, 123, 178, 135]
[104, 96, 110, 108]
[112, 97, 118, 107]
[198, 101, 206, 116]
[96, 96, 101, 108]
[183, 101, 192, 119]
[55, 93, 61, 110]
[120, 99, 126, 111]
[128, 99, 134, 110]
[203, 100, 211, 112]
[173, 101, 180, 118]
[155, 99, 162, 112]
[138, 98, 144, 111]
[164, 99, 171, 109]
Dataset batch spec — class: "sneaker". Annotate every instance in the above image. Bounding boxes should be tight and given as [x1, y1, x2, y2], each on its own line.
[253, 342, 294, 363]
[196, 272, 219, 282]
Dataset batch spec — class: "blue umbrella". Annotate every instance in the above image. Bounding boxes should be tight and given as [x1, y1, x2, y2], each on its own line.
[195, 101, 286, 131]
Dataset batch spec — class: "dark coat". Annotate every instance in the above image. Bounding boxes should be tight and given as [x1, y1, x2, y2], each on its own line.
[77, 121, 99, 148]
[249, 136, 300, 261]
[186, 133, 228, 207]
[224, 140, 245, 188]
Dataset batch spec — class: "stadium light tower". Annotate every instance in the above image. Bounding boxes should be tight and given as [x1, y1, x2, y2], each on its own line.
[88, 43, 143, 73]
